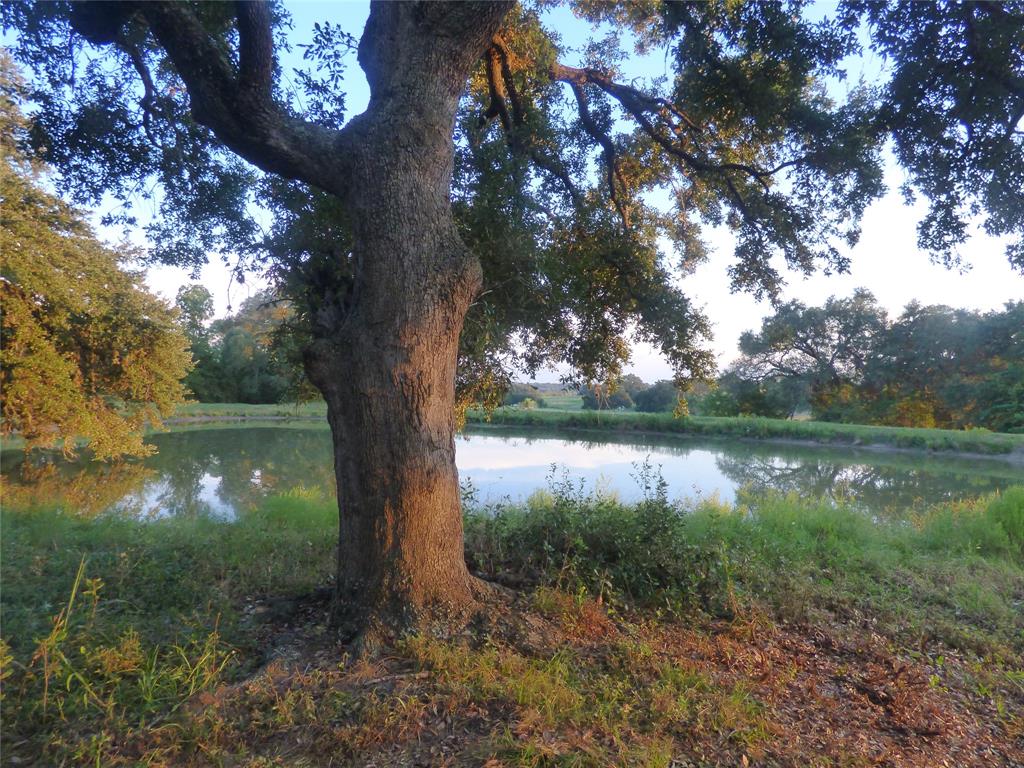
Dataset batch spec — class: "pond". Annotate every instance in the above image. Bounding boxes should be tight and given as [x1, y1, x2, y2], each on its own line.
[1, 423, 1020, 520]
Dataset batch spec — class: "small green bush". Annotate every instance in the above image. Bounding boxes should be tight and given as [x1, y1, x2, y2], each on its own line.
[986, 486, 1024, 555]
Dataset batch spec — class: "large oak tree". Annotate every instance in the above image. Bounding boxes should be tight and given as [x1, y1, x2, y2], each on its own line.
[5, 1, 1022, 639]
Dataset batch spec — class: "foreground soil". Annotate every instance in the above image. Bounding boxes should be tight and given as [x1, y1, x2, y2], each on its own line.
[113, 589, 1022, 767]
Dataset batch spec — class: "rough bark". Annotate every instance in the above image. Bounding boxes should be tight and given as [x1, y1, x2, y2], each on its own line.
[302, 1, 511, 639]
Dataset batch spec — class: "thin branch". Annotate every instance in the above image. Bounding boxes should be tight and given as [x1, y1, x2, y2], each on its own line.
[723, 175, 754, 224]
[529, 149, 584, 209]
[479, 39, 580, 211]
[121, 42, 160, 146]
[551, 62, 775, 191]
[566, 81, 629, 228]
[492, 36, 526, 126]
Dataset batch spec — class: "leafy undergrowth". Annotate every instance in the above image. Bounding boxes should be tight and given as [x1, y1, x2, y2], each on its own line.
[2, 484, 1022, 766]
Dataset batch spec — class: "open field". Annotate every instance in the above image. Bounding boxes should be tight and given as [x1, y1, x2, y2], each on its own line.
[3, 485, 1022, 766]
[534, 391, 586, 411]
[169, 401, 328, 421]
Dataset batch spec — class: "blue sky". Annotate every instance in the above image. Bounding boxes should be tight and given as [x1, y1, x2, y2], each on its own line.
[126, 1, 1024, 380]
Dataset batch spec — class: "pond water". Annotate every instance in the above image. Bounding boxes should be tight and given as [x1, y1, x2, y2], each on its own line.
[1, 423, 1020, 520]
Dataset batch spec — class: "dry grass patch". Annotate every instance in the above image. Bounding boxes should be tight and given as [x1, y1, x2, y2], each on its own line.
[83, 591, 1021, 768]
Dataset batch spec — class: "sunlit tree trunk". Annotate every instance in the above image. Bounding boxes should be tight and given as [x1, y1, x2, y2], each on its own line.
[303, 2, 508, 638]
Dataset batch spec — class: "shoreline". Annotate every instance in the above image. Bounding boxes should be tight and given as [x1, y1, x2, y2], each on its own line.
[157, 409, 1024, 466]
[465, 420, 1024, 467]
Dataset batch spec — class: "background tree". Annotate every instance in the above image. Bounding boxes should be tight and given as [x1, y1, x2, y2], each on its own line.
[581, 384, 633, 410]
[174, 284, 224, 402]
[618, 374, 649, 400]
[874, 302, 1024, 430]
[633, 380, 680, 413]
[175, 287, 308, 404]
[5, 1, 1022, 638]
[698, 370, 804, 419]
[580, 374, 648, 409]
[211, 291, 295, 404]
[175, 284, 214, 342]
[502, 382, 547, 407]
[736, 289, 888, 418]
[963, 303, 1024, 433]
[729, 294, 1023, 430]
[0, 58, 190, 459]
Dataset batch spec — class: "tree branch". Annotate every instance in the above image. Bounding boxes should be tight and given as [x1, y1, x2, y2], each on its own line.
[479, 39, 581, 211]
[566, 81, 630, 228]
[72, 1, 349, 196]
[492, 36, 526, 126]
[480, 46, 512, 132]
[529, 149, 584, 209]
[121, 41, 160, 146]
[235, 0, 275, 100]
[551, 62, 776, 191]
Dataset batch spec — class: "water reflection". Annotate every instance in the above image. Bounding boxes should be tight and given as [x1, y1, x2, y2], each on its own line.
[1, 423, 1019, 520]
[712, 452, 1016, 514]
[0, 459, 157, 518]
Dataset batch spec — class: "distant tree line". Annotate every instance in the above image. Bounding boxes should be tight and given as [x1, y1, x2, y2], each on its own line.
[175, 286, 306, 404]
[502, 383, 547, 409]
[580, 375, 683, 413]
[561, 289, 1022, 433]
[713, 291, 1022, 432]
[174, 282, 1021, 434]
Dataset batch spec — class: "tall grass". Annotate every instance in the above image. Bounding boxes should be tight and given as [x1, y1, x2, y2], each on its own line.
[169, 401, 327, 420]
[1, 488, 338, 763]
[465, 479, 1024, 656]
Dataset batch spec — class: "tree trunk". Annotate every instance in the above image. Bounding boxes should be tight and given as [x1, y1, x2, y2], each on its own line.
[304, 2, 510, 640]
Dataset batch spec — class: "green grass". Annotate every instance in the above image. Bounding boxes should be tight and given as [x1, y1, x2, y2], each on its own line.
[536, 392, 586, 411]
[164, 401, 1024, 456]
[4, 484, 1022, 764]
[1, 489, 337, 657]
[466, 481, 1024, 658]
[1, 489, 338, 764]
[467, 407, 1024, 455]
[170, 401, 327, 420]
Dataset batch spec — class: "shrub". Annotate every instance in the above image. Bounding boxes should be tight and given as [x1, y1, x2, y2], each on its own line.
[986, 486, 1024, 554]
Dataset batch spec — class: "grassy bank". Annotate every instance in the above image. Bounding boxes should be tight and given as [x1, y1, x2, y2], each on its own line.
[3, 483, 1022, 766]
[468, 407, 1024, 456]
[169, 401, 328, 421]
[163, 401, 1024, 457]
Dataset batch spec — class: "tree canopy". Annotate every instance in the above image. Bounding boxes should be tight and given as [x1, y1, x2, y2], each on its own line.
[175, 286, 305, 403]
[5, 1, 1021, 399]
[731, 291, 1024, 430]
[736, 289, 888, 389]
[633, 380, 680, 413]
[0, 58, 191, 459]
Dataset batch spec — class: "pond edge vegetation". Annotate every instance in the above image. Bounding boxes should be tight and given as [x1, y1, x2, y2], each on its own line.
[466, 409, 1024, 461]
[162, 402, 1024, 460]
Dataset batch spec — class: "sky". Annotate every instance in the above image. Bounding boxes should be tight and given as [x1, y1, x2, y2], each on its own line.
[66, 2, 1024, 381]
